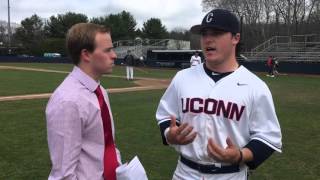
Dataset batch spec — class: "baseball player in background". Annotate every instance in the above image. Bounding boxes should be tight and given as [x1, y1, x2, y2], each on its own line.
[190, 51, 202, 66]
[123, 50, 135, 80]
[266, 56, 275, 77]
[156, 9, 282, 180]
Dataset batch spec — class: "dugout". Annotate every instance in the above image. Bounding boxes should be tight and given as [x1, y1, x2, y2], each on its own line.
[146, 49, 203, 68]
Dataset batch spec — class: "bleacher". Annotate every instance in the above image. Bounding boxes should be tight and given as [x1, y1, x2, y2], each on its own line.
[113, 39, 190, 59]
[245, 34, 320, 62]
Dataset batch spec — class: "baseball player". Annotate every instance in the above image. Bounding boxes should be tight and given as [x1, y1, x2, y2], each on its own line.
[266, 56, 275, 77]
[156, 9, 282, 180]
[190, 51, 202, 66]
[123, 50, 135, 80]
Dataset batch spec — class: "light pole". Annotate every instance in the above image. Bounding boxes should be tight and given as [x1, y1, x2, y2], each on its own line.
[7, 0, 12, 54]
[239, 15, 244, 53]
[134, 37, 143, 57]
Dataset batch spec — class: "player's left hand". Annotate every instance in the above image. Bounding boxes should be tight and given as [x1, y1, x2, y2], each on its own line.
[207, 137, 241, 164]
[166, 116, 197, 145]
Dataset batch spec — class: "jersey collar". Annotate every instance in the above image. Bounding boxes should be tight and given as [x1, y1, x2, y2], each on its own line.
[203, 63, 235, 82]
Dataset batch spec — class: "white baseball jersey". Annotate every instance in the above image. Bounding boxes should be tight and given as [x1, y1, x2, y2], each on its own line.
[190, 55, 202, 66]
[156, 64, 282, 179]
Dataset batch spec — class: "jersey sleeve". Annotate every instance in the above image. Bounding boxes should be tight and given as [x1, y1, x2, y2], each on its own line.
[248, 83, 282, 153]
[156, 73, 181, 145]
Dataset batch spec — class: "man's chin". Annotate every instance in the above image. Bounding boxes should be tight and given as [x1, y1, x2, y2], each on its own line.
[100, 68, 113, 75]
[205, 58, 224, 66]
[205, 57, 219, 63]
[103, 70, 112, 74]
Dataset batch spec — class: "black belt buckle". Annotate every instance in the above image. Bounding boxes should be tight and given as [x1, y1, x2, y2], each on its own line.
[180, 155, 240, 174]
[198, 164, 219, 174]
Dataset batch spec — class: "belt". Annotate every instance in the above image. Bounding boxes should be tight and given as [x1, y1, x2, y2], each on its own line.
[180, 155, 240, 174]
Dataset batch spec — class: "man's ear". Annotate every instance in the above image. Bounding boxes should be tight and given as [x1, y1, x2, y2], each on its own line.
[232, 33, 240, 45]
[80, 49, 91, 63]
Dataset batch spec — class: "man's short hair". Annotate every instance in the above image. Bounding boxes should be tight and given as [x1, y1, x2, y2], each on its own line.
[66, 23, 110, 65]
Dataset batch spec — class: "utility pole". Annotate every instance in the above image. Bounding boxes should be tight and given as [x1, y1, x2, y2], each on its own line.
[7, 0, 12, 54]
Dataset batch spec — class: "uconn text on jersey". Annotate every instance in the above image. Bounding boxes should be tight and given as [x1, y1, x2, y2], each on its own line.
[181, 98, 245, 121]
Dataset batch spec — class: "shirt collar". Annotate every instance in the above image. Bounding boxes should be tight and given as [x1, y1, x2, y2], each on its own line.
[70, 66, 100, 92]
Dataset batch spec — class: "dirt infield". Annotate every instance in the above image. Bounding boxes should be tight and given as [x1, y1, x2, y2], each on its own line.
[0, 65, 171, 102]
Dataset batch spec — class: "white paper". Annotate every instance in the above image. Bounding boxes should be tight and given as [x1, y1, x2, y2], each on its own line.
[116, 156, 148, 180]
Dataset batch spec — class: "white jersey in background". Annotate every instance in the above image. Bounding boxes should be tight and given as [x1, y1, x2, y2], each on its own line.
[190, 55, 202, 66]
[156, 64, 282, 180]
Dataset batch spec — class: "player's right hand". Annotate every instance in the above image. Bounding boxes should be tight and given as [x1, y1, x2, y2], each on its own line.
[166, 116, 197, 145]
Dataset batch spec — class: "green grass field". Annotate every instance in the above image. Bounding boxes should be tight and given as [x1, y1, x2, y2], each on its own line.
[0, 63, 319, 179]
[0, 69, 136, 96]
[0, 62, 178, 79]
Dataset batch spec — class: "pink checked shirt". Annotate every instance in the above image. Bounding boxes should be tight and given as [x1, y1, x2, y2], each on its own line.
[46, 66, 121, 180]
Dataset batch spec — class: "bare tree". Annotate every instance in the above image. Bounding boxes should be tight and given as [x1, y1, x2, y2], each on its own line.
[201, 0, 320, 50]
[0, 25, 6, 44]
[306, 0, 320, 23]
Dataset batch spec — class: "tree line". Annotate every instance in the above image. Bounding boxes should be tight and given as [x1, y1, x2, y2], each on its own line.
[202, 0, 320, 51]
[3, 1, 320, 56]
[0, 11, 189, 56]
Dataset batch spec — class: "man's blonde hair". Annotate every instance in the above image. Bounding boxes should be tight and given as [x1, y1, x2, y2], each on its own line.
[66, 23, 110, 65]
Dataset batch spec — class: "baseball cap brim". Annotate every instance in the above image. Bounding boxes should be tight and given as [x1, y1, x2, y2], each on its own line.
[190, 24, 232, 34]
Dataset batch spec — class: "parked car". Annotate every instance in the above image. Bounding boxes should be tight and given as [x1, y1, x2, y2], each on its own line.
[44, 53, 61, 58]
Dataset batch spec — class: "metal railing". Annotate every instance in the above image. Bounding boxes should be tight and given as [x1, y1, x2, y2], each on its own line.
[248, 34, 320, 61]
[243, 51, 320, 62]
[113, 39, 171, 48]
[251, 34, 320, 53]
[114, 39, 190, 59]
[114, 39, 171, 58]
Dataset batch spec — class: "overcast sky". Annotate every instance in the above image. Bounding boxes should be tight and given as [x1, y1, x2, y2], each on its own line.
[0, 0, 207, 31]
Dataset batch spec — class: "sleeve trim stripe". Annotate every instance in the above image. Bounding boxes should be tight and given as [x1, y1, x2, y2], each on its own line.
[158, 119, 171, 125]
[251, 137, 282, 153]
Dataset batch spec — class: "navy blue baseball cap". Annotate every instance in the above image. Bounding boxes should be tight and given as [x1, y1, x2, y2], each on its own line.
[190, 9, 240, 34]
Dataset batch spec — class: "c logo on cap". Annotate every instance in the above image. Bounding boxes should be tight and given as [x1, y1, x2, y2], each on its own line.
[206, 13, 214, 23]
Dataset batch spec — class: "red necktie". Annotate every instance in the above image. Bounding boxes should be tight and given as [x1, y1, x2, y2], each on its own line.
[95, 86, 118, 180]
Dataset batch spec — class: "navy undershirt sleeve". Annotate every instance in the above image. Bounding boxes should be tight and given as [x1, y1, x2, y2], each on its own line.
[159, 120, 180, 145]
[244, 139, 275, 169]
